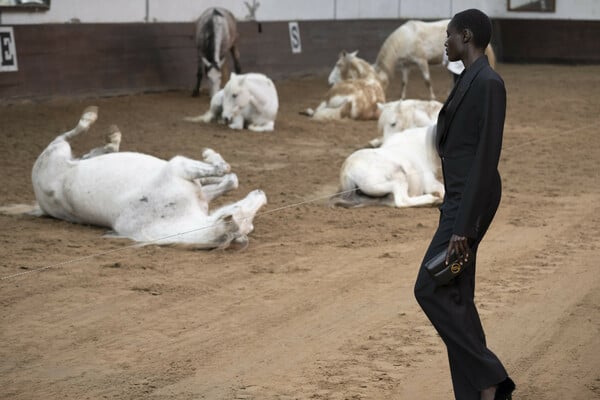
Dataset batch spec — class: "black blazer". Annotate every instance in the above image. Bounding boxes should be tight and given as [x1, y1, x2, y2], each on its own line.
[436, 55, 506, 239]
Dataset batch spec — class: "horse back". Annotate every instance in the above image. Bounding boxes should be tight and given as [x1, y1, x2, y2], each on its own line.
[195, 7, 238, 55]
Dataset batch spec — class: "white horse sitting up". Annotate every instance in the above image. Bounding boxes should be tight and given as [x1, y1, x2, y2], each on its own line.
[374, 19, 496, 100]
[303, 50, 385, 120]
[369, 99, 443, 147]
[185, 73, 278, 132]
[21, 107, 267, 249]
[330, 124, 444, 208]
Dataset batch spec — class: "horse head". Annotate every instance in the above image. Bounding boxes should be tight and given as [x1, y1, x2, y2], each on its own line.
[202, 57, 226, 97]
[328, 50, 379, 86]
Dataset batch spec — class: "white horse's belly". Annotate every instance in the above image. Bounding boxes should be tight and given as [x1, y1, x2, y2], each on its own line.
[48, 152, 170, 228]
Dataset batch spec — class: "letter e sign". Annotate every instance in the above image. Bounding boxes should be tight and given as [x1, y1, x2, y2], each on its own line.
[288, 22, 302, 54]
[0, 27, 18, 72]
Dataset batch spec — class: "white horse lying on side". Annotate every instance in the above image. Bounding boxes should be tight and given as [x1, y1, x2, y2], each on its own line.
[330, 124, 444, 208]
[20, 107, 267, 249]
[370, 99, 443, 147]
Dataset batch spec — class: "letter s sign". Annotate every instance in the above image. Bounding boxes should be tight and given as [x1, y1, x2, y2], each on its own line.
[288, 22, 302, 54]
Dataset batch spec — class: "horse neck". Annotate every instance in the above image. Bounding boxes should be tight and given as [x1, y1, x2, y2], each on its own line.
[374, 36, 399, 81]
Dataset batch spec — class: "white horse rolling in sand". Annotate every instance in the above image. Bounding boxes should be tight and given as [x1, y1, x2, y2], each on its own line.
[21, 107, 267, 249]
[303, 50, 385, 120]
[374, 19, 496, 100]
[330, 124, 444, 208]
[192, 7, 241, 98]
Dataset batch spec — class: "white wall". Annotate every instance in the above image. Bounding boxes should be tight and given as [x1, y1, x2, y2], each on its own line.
[1, 0, 599, 24]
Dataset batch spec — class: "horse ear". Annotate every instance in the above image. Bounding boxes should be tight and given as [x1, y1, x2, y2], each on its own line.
[377, 102, 385, 111]
[339, 49, 347, 58]
[202, 57, 211, 68]
[350, 50, 358, 57]
[230, 72, 237, 79]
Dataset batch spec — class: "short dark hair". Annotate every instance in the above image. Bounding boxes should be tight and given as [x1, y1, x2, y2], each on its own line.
[450, 9, 492, 49]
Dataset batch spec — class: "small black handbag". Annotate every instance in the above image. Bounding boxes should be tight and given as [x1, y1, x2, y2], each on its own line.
[424, 249, 473, 286]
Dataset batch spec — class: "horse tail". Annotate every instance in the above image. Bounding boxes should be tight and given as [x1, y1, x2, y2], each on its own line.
[486, 44, 497, 69]
[329, 165, 361, 208]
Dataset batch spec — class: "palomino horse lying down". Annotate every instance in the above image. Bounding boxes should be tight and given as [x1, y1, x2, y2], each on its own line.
[302, 50, 385, 120]
[27, 107, 267, 249]
[330, 124, 444, 208]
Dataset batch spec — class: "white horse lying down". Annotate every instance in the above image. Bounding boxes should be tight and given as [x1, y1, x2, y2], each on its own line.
[185, 73, 278, 132]
[370, 99, 443, 147]
[26, 106, 267, 249]
[330, 124, 444, 208]
[222, 72, 278, 131]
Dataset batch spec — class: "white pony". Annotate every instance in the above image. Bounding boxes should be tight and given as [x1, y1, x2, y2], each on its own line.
[303, 50, 385, 120]
[192, 7, 241, 98]
[221, 72, 279, 132]
[330, 124, 444, 208]
[18, 106, 267, 249]
[374, 19, 496, 99]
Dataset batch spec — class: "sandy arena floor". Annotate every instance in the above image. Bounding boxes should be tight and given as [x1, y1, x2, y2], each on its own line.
[1, 64, 599, 399]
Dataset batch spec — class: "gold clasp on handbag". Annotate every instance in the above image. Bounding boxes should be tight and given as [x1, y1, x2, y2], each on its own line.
[450, 262, 462, 274]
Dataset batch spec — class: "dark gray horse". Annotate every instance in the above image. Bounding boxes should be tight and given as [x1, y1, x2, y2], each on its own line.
[192, 7, 241, 98]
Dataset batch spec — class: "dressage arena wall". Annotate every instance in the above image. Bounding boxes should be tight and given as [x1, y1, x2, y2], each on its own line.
[0, 18, 599, 100]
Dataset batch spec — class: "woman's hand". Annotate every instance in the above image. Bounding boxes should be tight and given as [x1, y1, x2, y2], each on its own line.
[446, 234, 471, 265]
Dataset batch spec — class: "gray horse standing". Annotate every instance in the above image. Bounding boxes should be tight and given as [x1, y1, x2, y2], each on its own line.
[192, 7, 241, 98]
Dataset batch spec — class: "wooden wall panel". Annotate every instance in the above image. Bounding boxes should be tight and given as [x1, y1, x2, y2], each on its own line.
[0, 19, 598, 100]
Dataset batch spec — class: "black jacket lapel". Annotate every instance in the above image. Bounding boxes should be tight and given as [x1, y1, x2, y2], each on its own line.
[437, 56, 490, 153]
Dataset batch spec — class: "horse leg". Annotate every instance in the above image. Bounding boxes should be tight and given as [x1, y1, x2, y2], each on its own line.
[166, 155, 230, 182]
[50, 106, 98, 146]
[201, 148, 229, 170]
[230, 45, 242, 73]
[192, 59, 203, 97]
[81, 125, 122, 159]
[391, 179, 439, 208]
[248, 121, 275, 132]
[415, 59, 435, 100]
[422, 172, 445, 203]
[199, 173, 239, 202]
[227, 114, 245, 130]
[399, 66, 410, 99]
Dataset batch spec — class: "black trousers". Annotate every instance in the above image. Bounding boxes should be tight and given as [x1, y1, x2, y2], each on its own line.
[414, 208, 507, 400]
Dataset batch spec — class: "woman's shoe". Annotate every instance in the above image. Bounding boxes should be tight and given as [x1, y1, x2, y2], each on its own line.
[494, 377, 516, 400]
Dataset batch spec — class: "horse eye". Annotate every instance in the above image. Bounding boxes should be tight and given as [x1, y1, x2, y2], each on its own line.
[232, 93, 238, 98]
[391, 122, 396, 127]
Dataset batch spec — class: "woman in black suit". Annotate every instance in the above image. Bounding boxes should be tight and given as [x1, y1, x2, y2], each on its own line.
[414, 9, 515, 400]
